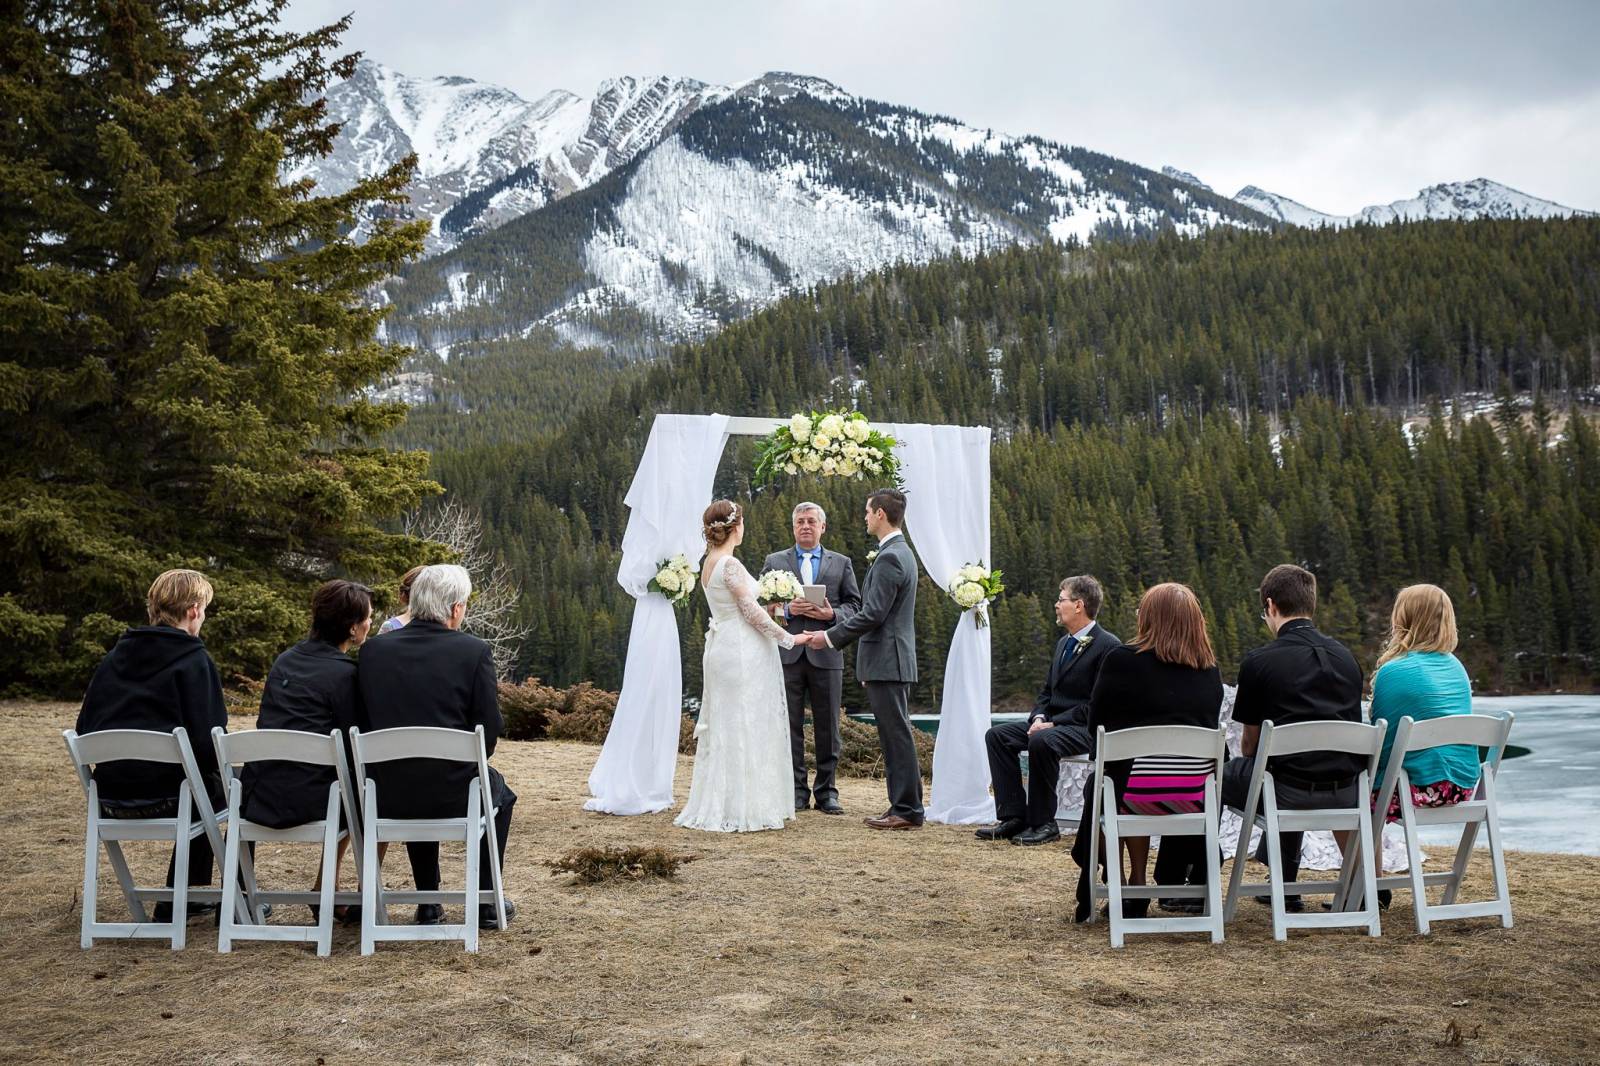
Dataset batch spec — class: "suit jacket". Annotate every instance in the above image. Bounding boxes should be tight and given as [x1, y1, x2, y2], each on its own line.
[1030, 624, 1122, 729]
[822, 533, 917, 683]
[241, 639, 360, 829]
[355, 619, 509, 817]
[761, 544, 862, 669]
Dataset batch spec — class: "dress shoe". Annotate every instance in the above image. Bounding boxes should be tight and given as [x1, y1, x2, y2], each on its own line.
[974, 818, 1026, 841]
[1159, 897, 1204, 915]
[815, 798, 846, 816]
[1011, 823, 1061, 846]
[864, 814, 922, 830]
[151, 901, 219, 924]
[795, 795, 811, 812]
[1253, 894, 1305, 913]
[415, 903, 444, 925]
[479, 898, 515, 930]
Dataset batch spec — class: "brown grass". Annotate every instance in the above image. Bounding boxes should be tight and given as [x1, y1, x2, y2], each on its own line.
[4, 699, 1597, 1065]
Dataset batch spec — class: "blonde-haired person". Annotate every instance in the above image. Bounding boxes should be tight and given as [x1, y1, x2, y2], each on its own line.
[1370, 584, 1480, 824]
[75, 569, 229, 922]
[377, 565, 426, 634]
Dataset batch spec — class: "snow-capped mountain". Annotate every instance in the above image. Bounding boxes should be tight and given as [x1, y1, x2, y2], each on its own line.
[1162, 166, 1212, 192]
[1233, 178, 1592, 228]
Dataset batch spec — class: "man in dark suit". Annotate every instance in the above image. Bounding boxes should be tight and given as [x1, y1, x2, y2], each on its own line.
[357, 564, 516, 930]
[1223, 563, 1365, 910]
[796, 488, 922, 830]
[762, 501, 862, 815]
[977, 575, 1121, 846]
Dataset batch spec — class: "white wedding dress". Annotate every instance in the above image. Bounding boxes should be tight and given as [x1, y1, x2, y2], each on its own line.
[675, 555, 796, 832]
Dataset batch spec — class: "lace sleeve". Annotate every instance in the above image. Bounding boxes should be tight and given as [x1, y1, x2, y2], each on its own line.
[725, 558, 795, 648]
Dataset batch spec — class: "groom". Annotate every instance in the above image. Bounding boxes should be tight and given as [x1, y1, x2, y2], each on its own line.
[763, 502, 862, 815]
[795, 488, 922, 830]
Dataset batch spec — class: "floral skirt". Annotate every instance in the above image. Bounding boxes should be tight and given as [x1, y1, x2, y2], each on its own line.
[1381, 780, 1475, 823]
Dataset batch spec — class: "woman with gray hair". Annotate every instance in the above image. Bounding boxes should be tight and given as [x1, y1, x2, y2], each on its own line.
[356, 563, 518, 930]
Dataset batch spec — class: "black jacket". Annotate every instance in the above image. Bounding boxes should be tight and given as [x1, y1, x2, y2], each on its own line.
[75, 626, 227, 802]
[1086, 643, 1225, 787]
[1030, 625, 1122, 728]
[355, 620, 511, 817]
[240, 640, 360, 829]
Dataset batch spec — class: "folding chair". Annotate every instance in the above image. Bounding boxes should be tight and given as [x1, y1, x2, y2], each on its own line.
[1345, 712, 1514, 934]
[63, 727, 243, 949]
[1222, 719, 1387, 939]
[1086, 724, 1228, 947]
[350, 725, 508, 954]
[212, 727, 365, 956]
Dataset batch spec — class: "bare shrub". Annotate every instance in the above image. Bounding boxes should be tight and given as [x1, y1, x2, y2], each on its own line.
[545, 845, 697, 884]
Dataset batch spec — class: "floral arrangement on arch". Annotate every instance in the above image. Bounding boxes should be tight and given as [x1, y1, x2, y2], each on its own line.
[753, 410, 901, 487]
[948, 563, 1005, 629]
[649, 555, 698, 608]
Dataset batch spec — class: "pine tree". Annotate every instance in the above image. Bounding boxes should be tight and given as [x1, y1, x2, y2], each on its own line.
[1, 1, 434, 693]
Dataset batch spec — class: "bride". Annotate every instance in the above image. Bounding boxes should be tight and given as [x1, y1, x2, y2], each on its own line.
[675, 499, 797, 832]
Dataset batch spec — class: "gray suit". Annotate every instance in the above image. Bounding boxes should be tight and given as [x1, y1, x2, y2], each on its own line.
[823, 532, 922, 819]
[762, 545, 862, 805]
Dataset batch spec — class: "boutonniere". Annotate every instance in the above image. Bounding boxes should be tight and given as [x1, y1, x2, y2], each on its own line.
[1071, 632, 1096, 658]
[866, 550, 879, 563]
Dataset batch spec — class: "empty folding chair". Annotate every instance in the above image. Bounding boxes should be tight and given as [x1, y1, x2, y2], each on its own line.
[1222, 719, 1387, 939]
[1086, 724, 1228, 947]
[1353, 712, 1514, 934]
[212, 727, 365, 956]
[64, 726, 240, 949]
[350, 725, 508, 954]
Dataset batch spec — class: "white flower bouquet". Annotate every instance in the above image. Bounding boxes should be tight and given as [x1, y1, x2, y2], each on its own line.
[648, 554, 698, 608]
[948, 563, 1005, 629]
[753, 409, 902, 487]
[755, 569, 803, 605]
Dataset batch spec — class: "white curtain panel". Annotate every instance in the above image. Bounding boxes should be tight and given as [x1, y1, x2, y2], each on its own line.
[585, 413, 730, 815]
[884, 423, 996, 824]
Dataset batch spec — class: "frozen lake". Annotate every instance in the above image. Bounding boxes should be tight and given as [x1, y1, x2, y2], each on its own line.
[1419, 695, 1600, 856]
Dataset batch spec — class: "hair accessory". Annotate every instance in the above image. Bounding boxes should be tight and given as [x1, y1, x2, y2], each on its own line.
[708, 504, 740, 528]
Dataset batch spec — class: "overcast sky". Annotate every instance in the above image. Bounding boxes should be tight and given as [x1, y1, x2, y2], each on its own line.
[283, 0, 1599, 214]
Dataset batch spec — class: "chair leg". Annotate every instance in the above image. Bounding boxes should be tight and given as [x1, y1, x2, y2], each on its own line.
[1102, 784, 1125, 949]
[171, 787, 193, 951]
[361, 787, 379, 957]
[1263, 795, 1288, 941]
[1356, 796, 1382, 937]
[485, 804, 507, 931]
[1482, 772, 1513, 929]
[1442, 812, 1481, 908]
[1204, 783, 1223, 943]
[218, 816, 242, 954]
[1224, 808, 1254, 921]
[1399, 786, 1430, 935]
[464, 788, 481, 953]
[80, 808, 100, 949]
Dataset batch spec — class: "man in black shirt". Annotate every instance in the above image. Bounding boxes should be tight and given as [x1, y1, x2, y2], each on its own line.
[1223, 564, 1365, 900]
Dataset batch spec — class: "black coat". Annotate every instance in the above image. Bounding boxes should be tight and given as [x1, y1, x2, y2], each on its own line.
[355, 619, 512, 817]
[75, 626, 227, 803]
[240, 640, 360, 829]
[1086, 643, 1224, 790]
[1030, 624, 1123, 728]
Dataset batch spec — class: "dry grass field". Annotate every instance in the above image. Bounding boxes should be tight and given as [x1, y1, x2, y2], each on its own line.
[2, 700, 1596, 1065]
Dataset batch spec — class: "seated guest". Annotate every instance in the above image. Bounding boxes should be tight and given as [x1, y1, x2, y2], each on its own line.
[1370, 584, 1480, 819]
[241, 579, 379, 923]
[1070, 583, 1224, 921]
[1222, 563, 1364, 912]
[376, 565, 425, 634]
[978, 575, 1120, 846]
[356, 564, 516, 930]
[76, 569, 228, 922]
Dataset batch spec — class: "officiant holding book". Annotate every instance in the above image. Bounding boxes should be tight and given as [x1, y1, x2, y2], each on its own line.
[763, 502, 862, 815]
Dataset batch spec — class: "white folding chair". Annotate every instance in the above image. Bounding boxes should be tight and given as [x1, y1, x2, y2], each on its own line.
[1086, 724, 1228, 947]
[1348, 712, 1514, 934]
[350, 725, 508, 954]
[1222, 719, 1387, 939]
[63, 727, 241, 949]
[212, 727, 365, 956]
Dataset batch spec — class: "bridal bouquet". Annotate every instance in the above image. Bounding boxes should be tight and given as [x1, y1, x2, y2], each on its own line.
[755, 569, 803, 604]
[948, 563, 1005, 629]
[753, 410, 901, 487]
[649, 554, 698, 608]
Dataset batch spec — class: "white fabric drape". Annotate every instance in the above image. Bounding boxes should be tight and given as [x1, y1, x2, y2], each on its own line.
[884, 423, 995, 824]
[585, 414, 730, 815]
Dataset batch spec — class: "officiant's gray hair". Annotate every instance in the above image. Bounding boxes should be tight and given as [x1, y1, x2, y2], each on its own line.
[409, 564, 473, 623]
[792, 501, 826, 524]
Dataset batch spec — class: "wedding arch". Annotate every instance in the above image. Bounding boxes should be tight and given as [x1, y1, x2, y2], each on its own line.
[584, 413, 997, 825]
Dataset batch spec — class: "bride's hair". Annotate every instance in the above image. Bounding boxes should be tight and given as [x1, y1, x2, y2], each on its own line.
[702, 500, 741, 547]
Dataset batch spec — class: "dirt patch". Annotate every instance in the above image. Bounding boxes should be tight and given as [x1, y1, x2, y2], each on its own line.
[4, 699, 1596, 1064]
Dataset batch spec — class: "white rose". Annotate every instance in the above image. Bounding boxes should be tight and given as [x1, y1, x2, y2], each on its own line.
[800, 454, 822, 473]
[812, 433, 831, 451]
[838, 460, 858, 477]
[954, 581, 985, 608]
[821, 457, 838, 475]
[785, 461, 799, 475]
[960, 565, 986, 583]
[656, 569, 681, 593]
[842, 442, 861, 461]
[819, 414, 845, 438]
[789, 413, 811, 442]
[846, 419, 869, 442]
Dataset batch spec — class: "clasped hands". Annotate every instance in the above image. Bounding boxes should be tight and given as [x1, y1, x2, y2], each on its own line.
[792, 630, 828, 649]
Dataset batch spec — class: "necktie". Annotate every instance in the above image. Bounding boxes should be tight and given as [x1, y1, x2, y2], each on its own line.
[1059, 636, 1077, 671]
[801, 551, 815, 585]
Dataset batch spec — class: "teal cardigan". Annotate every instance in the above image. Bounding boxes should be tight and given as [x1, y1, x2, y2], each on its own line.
[1371, 652, 1481, 790]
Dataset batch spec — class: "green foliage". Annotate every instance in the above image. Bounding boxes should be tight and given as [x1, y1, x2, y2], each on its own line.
[1, 0, 437, 694]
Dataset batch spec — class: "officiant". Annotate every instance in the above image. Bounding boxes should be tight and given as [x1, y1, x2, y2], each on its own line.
[763, 502, 863, 815]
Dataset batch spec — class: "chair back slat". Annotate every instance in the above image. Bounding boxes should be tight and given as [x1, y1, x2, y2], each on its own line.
[352, 726, 483, 766]
[1260, 719, 1385, 758]
[1403, 712, 1512, 756]
[1098, 724, 1226, 764]
[67, 728, 184, 767]
[217, 728, 342, 768]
